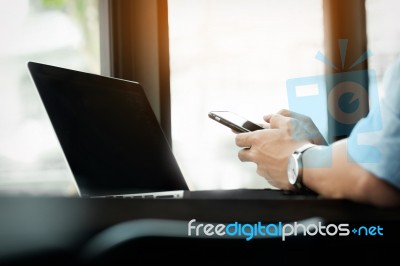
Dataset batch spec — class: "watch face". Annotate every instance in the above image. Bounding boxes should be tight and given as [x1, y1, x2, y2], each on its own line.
[287, 155, 298, 185]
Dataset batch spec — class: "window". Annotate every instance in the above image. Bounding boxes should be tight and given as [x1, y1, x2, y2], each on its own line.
[0, 0, 100, 195]
[366, 0, 400, 89]
[168, 0, 324, 190]
[7, 0, 392, 195]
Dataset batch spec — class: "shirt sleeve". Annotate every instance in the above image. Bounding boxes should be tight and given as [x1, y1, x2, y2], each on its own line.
[348, 58, 400, 190]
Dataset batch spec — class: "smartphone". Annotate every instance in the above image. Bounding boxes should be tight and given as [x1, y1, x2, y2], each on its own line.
[208, 111, 264, 133]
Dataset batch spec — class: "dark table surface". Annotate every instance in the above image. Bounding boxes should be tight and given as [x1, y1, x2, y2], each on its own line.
[0, 194, 399, 264]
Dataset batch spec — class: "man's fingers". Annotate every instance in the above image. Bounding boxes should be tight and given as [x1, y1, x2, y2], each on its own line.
[259, 123, 270, 129]
[265, 109, 305, 121]
[235, 132, 254, 148]
[263, 114, 272, 123]
[277, 109, 310, 122]
[264, 109, 291, 122]
[268, 114, 289, 129]
[277, 109, 291, 117]
[263, 114, 280, 123]
[238, 148, 253, 162]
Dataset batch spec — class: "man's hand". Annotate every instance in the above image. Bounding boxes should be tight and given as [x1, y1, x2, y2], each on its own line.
[264, 109, 327, 145]
[235, 109, 324, 189]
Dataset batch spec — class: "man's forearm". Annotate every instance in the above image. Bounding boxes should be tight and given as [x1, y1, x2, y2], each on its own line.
[302, 139, 400, 207]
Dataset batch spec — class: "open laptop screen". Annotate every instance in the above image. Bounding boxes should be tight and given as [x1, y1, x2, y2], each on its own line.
[28, 62, 188, 197]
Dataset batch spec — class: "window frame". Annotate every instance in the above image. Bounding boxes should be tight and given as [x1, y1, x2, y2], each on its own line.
[99, 0, 172, 144]
[323, 0, 368, 141]
[100, 0, 369, 145]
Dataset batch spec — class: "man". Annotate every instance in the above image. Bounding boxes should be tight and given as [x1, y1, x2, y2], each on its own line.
[235, 58, 400, 207]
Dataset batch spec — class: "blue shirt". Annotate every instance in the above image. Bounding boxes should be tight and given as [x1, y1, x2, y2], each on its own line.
[348, 58, 400, 189]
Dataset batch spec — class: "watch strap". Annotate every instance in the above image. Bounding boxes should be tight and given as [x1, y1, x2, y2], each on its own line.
[292, 143, 317, 190]
[295, 143, 317, 154]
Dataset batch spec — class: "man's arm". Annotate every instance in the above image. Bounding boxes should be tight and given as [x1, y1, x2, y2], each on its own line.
[235, 110, 400, 207]
[303, 139, 400, 207]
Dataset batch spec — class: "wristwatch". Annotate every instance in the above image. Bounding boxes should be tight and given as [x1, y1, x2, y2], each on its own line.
[287, 143, 316, 190]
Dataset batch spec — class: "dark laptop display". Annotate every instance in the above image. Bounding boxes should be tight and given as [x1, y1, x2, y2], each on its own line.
[28, 62, 188, 197]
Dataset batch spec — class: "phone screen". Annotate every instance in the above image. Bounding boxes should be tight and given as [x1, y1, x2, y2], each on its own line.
[209, 111, 263, 132]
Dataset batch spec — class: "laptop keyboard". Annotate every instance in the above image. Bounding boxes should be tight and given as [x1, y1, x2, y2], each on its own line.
[101, 195, 175, 199]
[92, 190, 184, 199]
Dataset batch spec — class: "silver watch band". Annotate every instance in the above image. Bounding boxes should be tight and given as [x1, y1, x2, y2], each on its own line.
[293, 143, 317, 190]
[295, 143, 317, 154]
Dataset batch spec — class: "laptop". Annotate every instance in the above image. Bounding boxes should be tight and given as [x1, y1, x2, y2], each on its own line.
[27, 61, 317, 200]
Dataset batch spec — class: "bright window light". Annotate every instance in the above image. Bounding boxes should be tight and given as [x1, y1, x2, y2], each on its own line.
[168, 0, 324, 190]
